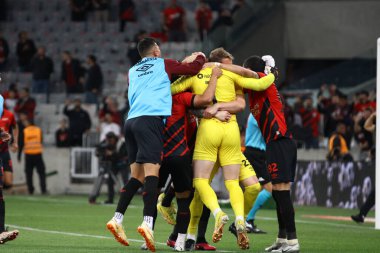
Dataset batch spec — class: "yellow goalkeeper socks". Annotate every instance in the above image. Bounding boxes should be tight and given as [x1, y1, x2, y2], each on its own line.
[243, 182, 261, 218]
[187, 190, 203, 236]
[225, 179, 245, 219]
[193, 178, 221, 217]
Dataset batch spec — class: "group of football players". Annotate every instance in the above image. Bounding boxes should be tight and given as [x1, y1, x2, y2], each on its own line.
[105, 37, 300, 253]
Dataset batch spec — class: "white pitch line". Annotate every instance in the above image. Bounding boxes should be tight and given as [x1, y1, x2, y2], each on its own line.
[6, 224, 236, 253]
[256, 216, 376, 230]
[6, 224, 165, 245]
[10, 196, 138, 208]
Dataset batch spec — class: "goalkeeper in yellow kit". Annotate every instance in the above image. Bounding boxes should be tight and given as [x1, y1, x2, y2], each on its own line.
[171, 48, 275, 250]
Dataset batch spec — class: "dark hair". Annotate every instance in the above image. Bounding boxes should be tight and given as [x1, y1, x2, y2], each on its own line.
[243, 55, 265, 73]
[106, 132, 118, 139]
[137, 37, 158, 57]
[88, 55, 97, 63]
[63, 51, 71, 56]
[361, 90, 369, 96]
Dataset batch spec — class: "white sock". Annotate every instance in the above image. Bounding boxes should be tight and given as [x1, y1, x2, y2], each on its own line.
[187, 233, 196, 241]
[212, 208, 222, 218]
[114, 212, 124, 224]
[236, 216, 244, 222]
[144, 216, 154, 230]
[276, 238, 287, 243]
[287, 239, 298, 245]
[176, 233, 186, 244]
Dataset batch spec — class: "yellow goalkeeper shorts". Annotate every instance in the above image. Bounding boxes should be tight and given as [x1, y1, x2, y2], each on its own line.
[193, 118, 241, 166]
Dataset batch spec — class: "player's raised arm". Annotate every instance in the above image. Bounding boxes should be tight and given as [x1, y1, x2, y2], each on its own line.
[204, 62, 259, 79]
[234, 73, 275, 91]
[164, 53, 206, 78]
[171, 75, 194, 95]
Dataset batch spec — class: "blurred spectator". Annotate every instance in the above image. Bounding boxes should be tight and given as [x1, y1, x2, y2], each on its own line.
[55, 118, 70, 148]
[14, 88, 36, 122]
[20, 117, 47, 195]
[354, 107, 374, 160]
[119, 0, 136, 32]
[206, 0, 224, 11]
[318, 94, 340, 138]
[195, 1, 212, 41]
[163, 0, 187, 42]
[0, 33, 9, 71]
[99, 96, 122, 126]
[17, 112, 28, 162]
[149, 27, 168, 44]
[2, 83, 19, 113]
[231, 0, 245, 14]
[61, 51, 84, 95]
[4, 89, 18, 113]
[119, 90, 129, 124]
[127, 30, 147, 66]
[327, 122, 353, 162]
[328, 84, 343, 97]
[16, 31, 37, 72]
[30, 47, 54, 96]
[70, 0, 90, 22]
[210, 5, 233, 34]
[354, 90, 376, 113]
[299, 97, 320, 149]
[92, 0, 109, 22]
[90, 132, 128, 204]
[63, 99, 92, 146]
[2, 83, 18, 100]
[84, 55, 103, 105]
[99, 113, 121, 142]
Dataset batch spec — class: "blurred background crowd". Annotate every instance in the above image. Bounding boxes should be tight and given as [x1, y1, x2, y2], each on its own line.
[0, 0, 377, 166]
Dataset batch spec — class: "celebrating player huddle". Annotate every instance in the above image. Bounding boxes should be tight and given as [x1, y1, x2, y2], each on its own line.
[106, 37, 300, 253]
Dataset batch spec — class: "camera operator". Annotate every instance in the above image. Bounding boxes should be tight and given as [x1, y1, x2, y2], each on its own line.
[89, 132, 129, 204]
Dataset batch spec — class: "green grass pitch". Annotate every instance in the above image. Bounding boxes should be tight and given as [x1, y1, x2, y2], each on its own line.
[1, 195, 379, 252]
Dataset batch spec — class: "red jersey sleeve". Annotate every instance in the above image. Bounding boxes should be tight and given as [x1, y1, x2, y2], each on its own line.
[176, 92, 195, 108]
[10, 112, 16, 127]
[164, 55, 205, 80]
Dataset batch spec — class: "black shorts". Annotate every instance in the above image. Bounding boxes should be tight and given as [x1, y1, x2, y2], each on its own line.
[265, 138, 297, 184]
[0, 151, 13, 173]
[244, 147, 270, 185]
[158, 154, 193, 193]
[125, 116, 165, 165]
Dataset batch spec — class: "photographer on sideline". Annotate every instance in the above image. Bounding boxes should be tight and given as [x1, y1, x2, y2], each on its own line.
[89, 132, 129, 204]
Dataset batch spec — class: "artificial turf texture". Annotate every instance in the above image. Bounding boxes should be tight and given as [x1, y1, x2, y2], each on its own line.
[1, 194, 378, 252]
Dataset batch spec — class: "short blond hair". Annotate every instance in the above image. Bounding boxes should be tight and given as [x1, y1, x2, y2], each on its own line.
[209, 47, 234, 63]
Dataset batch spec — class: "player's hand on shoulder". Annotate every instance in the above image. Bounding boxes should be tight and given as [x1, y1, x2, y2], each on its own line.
[211, 67, 222, 78]
[191, 52, 206, 58]
[202, 62, 215, 69]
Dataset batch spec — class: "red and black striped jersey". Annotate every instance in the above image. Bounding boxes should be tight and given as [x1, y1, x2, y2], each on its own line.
[185, 112, 198, 154]
[299, 107, 320, 137]
[163, 92, 195, 158]
[246, 72, 291, 144]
